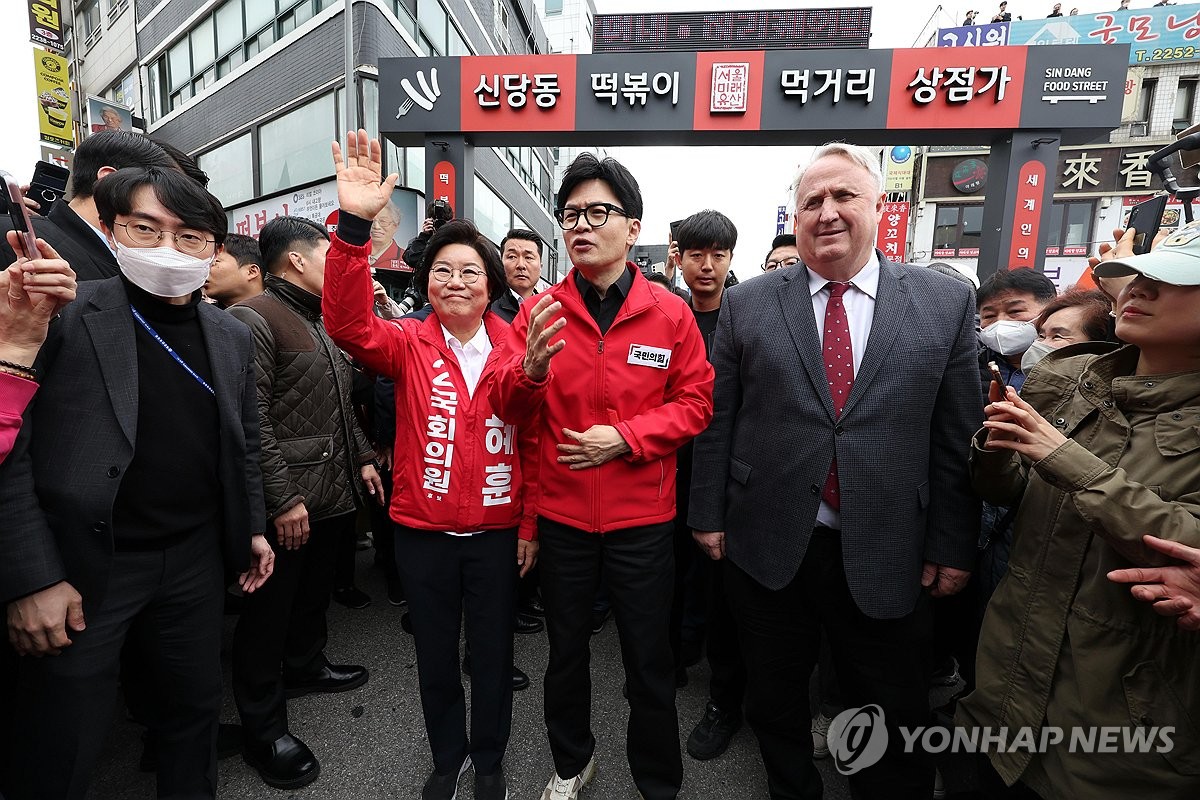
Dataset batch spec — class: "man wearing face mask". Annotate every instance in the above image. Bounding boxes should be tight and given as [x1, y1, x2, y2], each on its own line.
[0, 166, 273, 799]
[975, 268, 1057, 402]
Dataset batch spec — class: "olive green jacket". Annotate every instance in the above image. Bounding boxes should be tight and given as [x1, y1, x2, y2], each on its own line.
[957, 344, 1200, 798]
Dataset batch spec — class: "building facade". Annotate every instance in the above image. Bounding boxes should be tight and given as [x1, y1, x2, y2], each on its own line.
[63, 0, 561, 283]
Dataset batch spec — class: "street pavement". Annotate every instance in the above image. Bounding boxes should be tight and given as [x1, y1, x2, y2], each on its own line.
[88, 547, 964, 799]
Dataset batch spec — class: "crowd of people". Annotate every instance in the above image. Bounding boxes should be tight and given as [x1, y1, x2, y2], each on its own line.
[1, 126, 1199, 800]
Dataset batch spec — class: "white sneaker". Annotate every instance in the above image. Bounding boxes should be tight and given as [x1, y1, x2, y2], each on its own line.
[539, 757, 596, 800]
[811, 713, 833, 759]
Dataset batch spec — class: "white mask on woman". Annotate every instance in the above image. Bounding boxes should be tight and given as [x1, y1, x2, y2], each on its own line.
[1020, 339, 1057, 373]
[112, 240, 212, 298]
[977, 319, 1038, 357]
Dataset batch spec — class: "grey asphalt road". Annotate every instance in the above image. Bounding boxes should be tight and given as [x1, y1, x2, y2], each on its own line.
[87, 547, 963, 799]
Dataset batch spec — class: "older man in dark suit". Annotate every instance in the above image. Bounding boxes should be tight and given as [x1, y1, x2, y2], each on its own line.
[0, 166, 273, 799]
[689, 143, 981, 800]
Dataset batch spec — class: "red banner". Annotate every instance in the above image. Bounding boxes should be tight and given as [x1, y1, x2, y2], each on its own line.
[876, 201, 910, 263]
[432, 160, 457, 211]
[1008, 161, 1047, 269]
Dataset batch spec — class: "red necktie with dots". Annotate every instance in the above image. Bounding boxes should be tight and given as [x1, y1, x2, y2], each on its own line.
[822, 282, 854, 510]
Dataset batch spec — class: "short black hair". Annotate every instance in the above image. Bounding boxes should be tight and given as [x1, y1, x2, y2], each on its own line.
[93, 166, 227, 245]
[977, 267, 1057, 309]
[765, 234, 797, 264]
[644, 272, 674, 290]
[676, 210, 737, 252]
[556, 153, 643, 221]
[69, 131, 178, 200]
[221, 233, 262, 267]
[259, 217, 329, 275]
[501, 228, 541, 257]
[151, 138, 210, 188]
[413, 219, 507, 304]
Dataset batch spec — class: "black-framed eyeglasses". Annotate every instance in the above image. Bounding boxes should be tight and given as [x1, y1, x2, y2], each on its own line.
[764, 256, 800, 271]
[430, 265, 485, 284]
[114, 221, 215, 256]
[554, 202, 630, 231]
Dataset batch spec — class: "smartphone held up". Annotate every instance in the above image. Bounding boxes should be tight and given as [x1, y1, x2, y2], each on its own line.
[1, 170, 40, 260]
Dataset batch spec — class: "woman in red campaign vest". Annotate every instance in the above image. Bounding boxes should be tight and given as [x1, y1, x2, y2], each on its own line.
[321, 130, 536, 800]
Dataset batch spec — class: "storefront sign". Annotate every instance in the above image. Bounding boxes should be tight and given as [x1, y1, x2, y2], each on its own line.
[884, 146, 915, 192]
[876, 201, 910, 263]
[380, 45, 1128, 147]
[924, 145, 1199, 199]
[592, 8, 872, 54]
[938, 7, 1200, 65]
[33, 48, 71, 148]
[27, 0, 65, 52]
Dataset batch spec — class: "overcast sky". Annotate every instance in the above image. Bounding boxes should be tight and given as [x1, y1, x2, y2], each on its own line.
[0, 0, 1143, 276]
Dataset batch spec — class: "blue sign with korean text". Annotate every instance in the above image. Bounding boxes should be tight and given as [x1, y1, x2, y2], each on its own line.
[938, 6, 1200, 65]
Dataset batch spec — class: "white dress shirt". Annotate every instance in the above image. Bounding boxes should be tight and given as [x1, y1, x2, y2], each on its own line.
[441, 321, 492, 398]
[805, 255, 879, 529]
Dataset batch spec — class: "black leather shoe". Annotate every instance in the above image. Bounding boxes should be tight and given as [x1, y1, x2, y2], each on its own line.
[332, 586, 372, 610]
[591, 608, 610, 635]
[463, 654, 530, 692]
[139, 723, 244, 772]
[284, 663, 369, 698]
[520, 595, 545, 617]
[243, 733, 320, 790]
[514, 612, 544, 635]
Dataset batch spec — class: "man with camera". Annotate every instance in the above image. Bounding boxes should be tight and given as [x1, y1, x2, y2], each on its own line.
[404, 199, 454, 274]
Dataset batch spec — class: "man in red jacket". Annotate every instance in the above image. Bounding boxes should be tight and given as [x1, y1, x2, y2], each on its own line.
[493, 153, 714, 800]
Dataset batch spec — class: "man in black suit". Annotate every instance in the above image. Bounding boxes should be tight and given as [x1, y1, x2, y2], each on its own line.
[689, 143, 981, 800]
[490, 228, 548, 323]
[0, 132, 180, 282]
[0, 166, 274, 799]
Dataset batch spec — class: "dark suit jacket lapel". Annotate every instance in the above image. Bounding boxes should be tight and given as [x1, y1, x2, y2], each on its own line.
[841, 256, 908, 419]
[81, 279, 138, 446]
[777, 269, 837, 423]
[198, 306, 239, 437]
[48, 203, 119, 280]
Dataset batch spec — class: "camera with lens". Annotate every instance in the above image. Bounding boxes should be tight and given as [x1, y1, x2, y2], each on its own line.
[429, 199, 454, 228]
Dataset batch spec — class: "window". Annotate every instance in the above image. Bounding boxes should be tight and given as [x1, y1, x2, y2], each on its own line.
[406, 146, 425, 194]
[932, 204, 983, 257]
[111, 69, 137, 111]
[80, 0, 102, 46]
[418, 0, 448, 54]
[363, 80, 379, 141]
[198, 134, 255, 206]
[1044, 201, 1094, 257]
[150, 0, 332, 120]
[474, 176, 511, 244]
[546, 0, 563, 14]
[1175, 79, 1198, 133]
[1138, 78, 1157, 122]
[259, 93, 336, 194]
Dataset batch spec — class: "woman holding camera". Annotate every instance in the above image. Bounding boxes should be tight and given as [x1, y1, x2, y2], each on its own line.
[322, 131, 536, 800]
[959, 225, 1200, 798]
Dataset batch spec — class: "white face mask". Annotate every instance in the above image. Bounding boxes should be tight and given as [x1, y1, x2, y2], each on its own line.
[1020, 339, 1056, 373]
[977, 319, 1038, 356]
[112, 240, 212, 298]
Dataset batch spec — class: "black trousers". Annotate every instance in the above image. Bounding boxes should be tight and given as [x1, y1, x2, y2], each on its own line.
[6, 530, 224, 800]
[725, 530, 934, 800]
[700, 553, 747, 713]
[232, 512, 350, 745]
[395, 525, 517, 776]
[539, 518, 682, 800]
